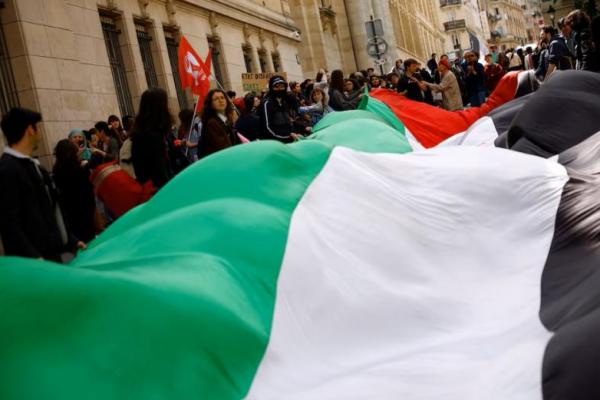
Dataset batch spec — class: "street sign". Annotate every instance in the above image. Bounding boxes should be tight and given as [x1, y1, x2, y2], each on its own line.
[367, 37, 388, 57]
[365, 19, 384, 39]
[373, 57, 388, 66]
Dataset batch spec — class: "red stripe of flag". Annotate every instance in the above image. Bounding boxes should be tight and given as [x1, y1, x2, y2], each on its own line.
[370, 71, 520, 148]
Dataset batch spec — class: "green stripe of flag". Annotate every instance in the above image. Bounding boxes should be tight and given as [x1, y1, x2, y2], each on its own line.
[0, 111, 411, 399]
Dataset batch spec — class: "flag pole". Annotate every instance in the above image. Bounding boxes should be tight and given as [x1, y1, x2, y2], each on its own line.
[184, 94, 199, 158]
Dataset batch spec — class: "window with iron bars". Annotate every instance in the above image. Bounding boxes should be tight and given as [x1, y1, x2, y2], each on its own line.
[164, 29, 189, 111]
[0, 13, 19, 115]
[135, 22, 159, 89]
[258, 48, 268, 73]
[100, 14, 134, 117]
[271, 51, 282, 73]
[242, 44, 254, 73]
[207, 37, 225, 87]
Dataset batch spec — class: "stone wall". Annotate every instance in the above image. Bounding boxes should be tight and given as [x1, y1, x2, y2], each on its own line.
[0, 0, 303, 168]
[2, 0, 120, 167]
[289, 0, 357, 78]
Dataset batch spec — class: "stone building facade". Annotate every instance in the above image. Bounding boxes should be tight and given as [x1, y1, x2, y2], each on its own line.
[486, 0, 530, 50]
[339, 0, 445, 74]
[288, 0, 357, 79]
[0, 0, 304, 165]
[389, 0, 447, 65]
[438, 0, 490, 58]
[523, 0, 544, 42]
[0, 0, 454, 163]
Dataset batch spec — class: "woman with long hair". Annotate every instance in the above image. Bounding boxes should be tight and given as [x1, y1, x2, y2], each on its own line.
[328, 69, 361, 111]
[53, 139, 97, 243]
[130, 88, 174, 189]
[299, 87, 332, 126]
[108, 115, 126, 144]
[234, 93, 261, 141]
[199, 89, 240, 158]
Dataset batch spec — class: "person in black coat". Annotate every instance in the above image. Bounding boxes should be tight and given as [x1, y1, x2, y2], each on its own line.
[52, 139, 97, 243]
[0, 108, 85, 261]
[131, 88, 174, 189]
[234, 93, 261, 141]
[259, 75, 302, 142]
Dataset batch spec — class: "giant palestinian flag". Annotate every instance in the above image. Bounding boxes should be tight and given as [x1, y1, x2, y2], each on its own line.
[1, 72, 600, 399]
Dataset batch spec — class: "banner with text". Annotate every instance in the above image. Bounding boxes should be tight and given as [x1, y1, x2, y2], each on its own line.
[242, 72, 288, 93]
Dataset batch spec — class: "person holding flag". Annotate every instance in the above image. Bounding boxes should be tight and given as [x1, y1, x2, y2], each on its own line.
[198, 89, 240, 158]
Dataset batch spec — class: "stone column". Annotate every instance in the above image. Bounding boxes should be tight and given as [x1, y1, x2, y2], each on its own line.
[344, 0, 374, 71]
[148, 24, 180, 112]
[370, 0, 397, 74]
[344, 0, 396, 73]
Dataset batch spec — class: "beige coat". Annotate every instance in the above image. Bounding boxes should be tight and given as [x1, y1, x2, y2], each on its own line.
[425, 71, 463, 111]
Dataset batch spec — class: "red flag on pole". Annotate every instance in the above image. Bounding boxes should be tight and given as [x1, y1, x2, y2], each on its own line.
[195, 49, 212, 112]
[178, 35, 212, 112]
[178, 36, 202, 92]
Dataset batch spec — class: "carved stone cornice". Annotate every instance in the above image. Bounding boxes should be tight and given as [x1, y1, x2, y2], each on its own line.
[166, 0, 177, 25]
[242, 23, 252, 44]
[137, 0, 150, 18]
[208, 11, 219, 36]
[319, 6, 337, 36]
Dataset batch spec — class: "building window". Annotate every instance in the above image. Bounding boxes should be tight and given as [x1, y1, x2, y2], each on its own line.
[0, 14, 19, 115]
[100, 14, 134, 117]
[135, 22, 159, 89]
[258, 48, 268, 73]
[242, 44, 254, 73]
[164, 29, 189, 111]
[207, 36, 225, 87]
[271, 51, 281, 72]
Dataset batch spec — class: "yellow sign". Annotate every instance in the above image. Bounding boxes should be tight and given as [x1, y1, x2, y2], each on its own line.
[241, 72, 288, 93]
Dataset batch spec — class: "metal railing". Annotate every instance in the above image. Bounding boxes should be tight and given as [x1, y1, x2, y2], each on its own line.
[101, 16, 134, 117]
[165, 33, 189, 111]
[135, 23, 159, 89]
[440, 0, 462, 7]
[208, 37, 225, 87]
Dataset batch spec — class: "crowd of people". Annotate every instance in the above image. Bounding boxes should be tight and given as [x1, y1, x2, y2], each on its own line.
[1, 9, 598, 262]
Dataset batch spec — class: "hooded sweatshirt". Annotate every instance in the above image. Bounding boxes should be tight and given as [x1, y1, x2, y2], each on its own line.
[258, 75, 298, 143]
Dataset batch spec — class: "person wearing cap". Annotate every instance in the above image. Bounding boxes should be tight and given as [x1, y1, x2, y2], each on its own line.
[422, 59, 463, 111]
[259, 75, 302, 142]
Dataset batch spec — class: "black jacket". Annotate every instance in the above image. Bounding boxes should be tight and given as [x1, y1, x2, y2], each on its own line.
[0, 153, 76, 261]
[548, 34, 574, 70]
[53, 166, 96, 243]
[573, 29, 600, 72]
[328, 88, 360, 111]
[234, 113, 261, 141]
[131, 130, 173, 189]
[259, 94, 298, 142]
